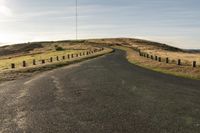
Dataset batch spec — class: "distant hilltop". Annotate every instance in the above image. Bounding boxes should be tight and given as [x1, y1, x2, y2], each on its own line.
[0, 38, 199, 57]
[185, 49, 200, 53]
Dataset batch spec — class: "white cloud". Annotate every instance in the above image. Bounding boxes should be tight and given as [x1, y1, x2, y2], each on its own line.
[0, 0, 12, 17]
[0, 5, 12, 16]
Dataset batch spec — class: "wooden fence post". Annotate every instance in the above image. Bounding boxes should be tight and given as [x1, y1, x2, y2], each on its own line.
[178, 59, 181, 65]
[155, 56, 158, 61]
[57, 56, 59, 61]
[33, 59, 36, 65]
[22, 61, 26, 67]
[158, 57, 161, 62]
[41, 60, 45, 64]
[62, 56, 65, 60]
[193, 61, 196, 68]
[151, 55, 153, 60]
[71, 54, 74, 58]
[50, 57, 53, 62]
[67, 54, 70, 59]
[166, 58, 169, 63]
[11, 63, 15, 69]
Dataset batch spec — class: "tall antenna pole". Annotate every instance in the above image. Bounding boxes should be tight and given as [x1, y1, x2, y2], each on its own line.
[76, 0, 78, 40]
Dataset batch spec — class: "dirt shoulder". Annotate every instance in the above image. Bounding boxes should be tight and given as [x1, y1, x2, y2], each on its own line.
[114, 46, 200, 80]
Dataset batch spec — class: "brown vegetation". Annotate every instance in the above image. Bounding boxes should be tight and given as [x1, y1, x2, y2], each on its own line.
[0, 38, 199, 80]
[115, 46, 200, 80]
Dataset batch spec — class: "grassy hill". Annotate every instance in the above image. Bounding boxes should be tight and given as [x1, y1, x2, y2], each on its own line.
[86, 38, 200, 64]
[1, 38, 199, 57]
[0, 40, 88, 58]
[0, 38, 199, 80]
[0, 38, 200, 65]
[0, 38, 183, 57]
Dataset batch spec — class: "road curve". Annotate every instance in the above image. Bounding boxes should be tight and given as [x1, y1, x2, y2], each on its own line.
[0, 49, 200, 133]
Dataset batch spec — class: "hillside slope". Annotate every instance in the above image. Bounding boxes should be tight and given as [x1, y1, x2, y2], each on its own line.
[0, 38, 199, 58]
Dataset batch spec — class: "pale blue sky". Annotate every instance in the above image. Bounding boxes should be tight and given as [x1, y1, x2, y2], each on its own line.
[0, 0, 200, 49]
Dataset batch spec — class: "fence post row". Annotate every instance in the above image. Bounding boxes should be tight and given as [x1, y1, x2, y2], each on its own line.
[9, 48, 105, 69]
[140, 51, 199, 68]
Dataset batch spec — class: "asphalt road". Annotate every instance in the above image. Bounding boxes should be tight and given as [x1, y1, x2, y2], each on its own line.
[0, 50, 200, 133]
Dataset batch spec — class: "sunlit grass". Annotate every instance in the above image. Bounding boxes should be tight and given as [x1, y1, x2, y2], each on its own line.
[114, 46, 200, 80]
[0, 50, 85, 70]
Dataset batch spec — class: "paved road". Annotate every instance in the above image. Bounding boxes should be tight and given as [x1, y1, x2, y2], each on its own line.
[0, 50, 200, 133]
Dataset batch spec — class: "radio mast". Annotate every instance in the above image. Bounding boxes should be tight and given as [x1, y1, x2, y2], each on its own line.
[76, 0, 78, 40]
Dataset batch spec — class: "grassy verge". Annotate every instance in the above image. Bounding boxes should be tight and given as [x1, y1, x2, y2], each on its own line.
[0, 50, 86, 70]
[114, 46, 200, 80]
[0, 48, 113, 82]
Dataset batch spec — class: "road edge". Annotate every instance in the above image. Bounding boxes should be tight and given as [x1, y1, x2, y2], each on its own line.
[0, 48, 114, 83]
[114, 46, 200, 80]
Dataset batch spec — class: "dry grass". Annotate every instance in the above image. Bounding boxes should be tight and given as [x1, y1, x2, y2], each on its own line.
[1, 38, 199, 80]
[114, 46, 200, 80]
[0, 47, 113, 82]
[0, 50, 84, 70]
[88, 38, 200, 66]
[141, 50, 200, 66]
[0, 42, 98, 70]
